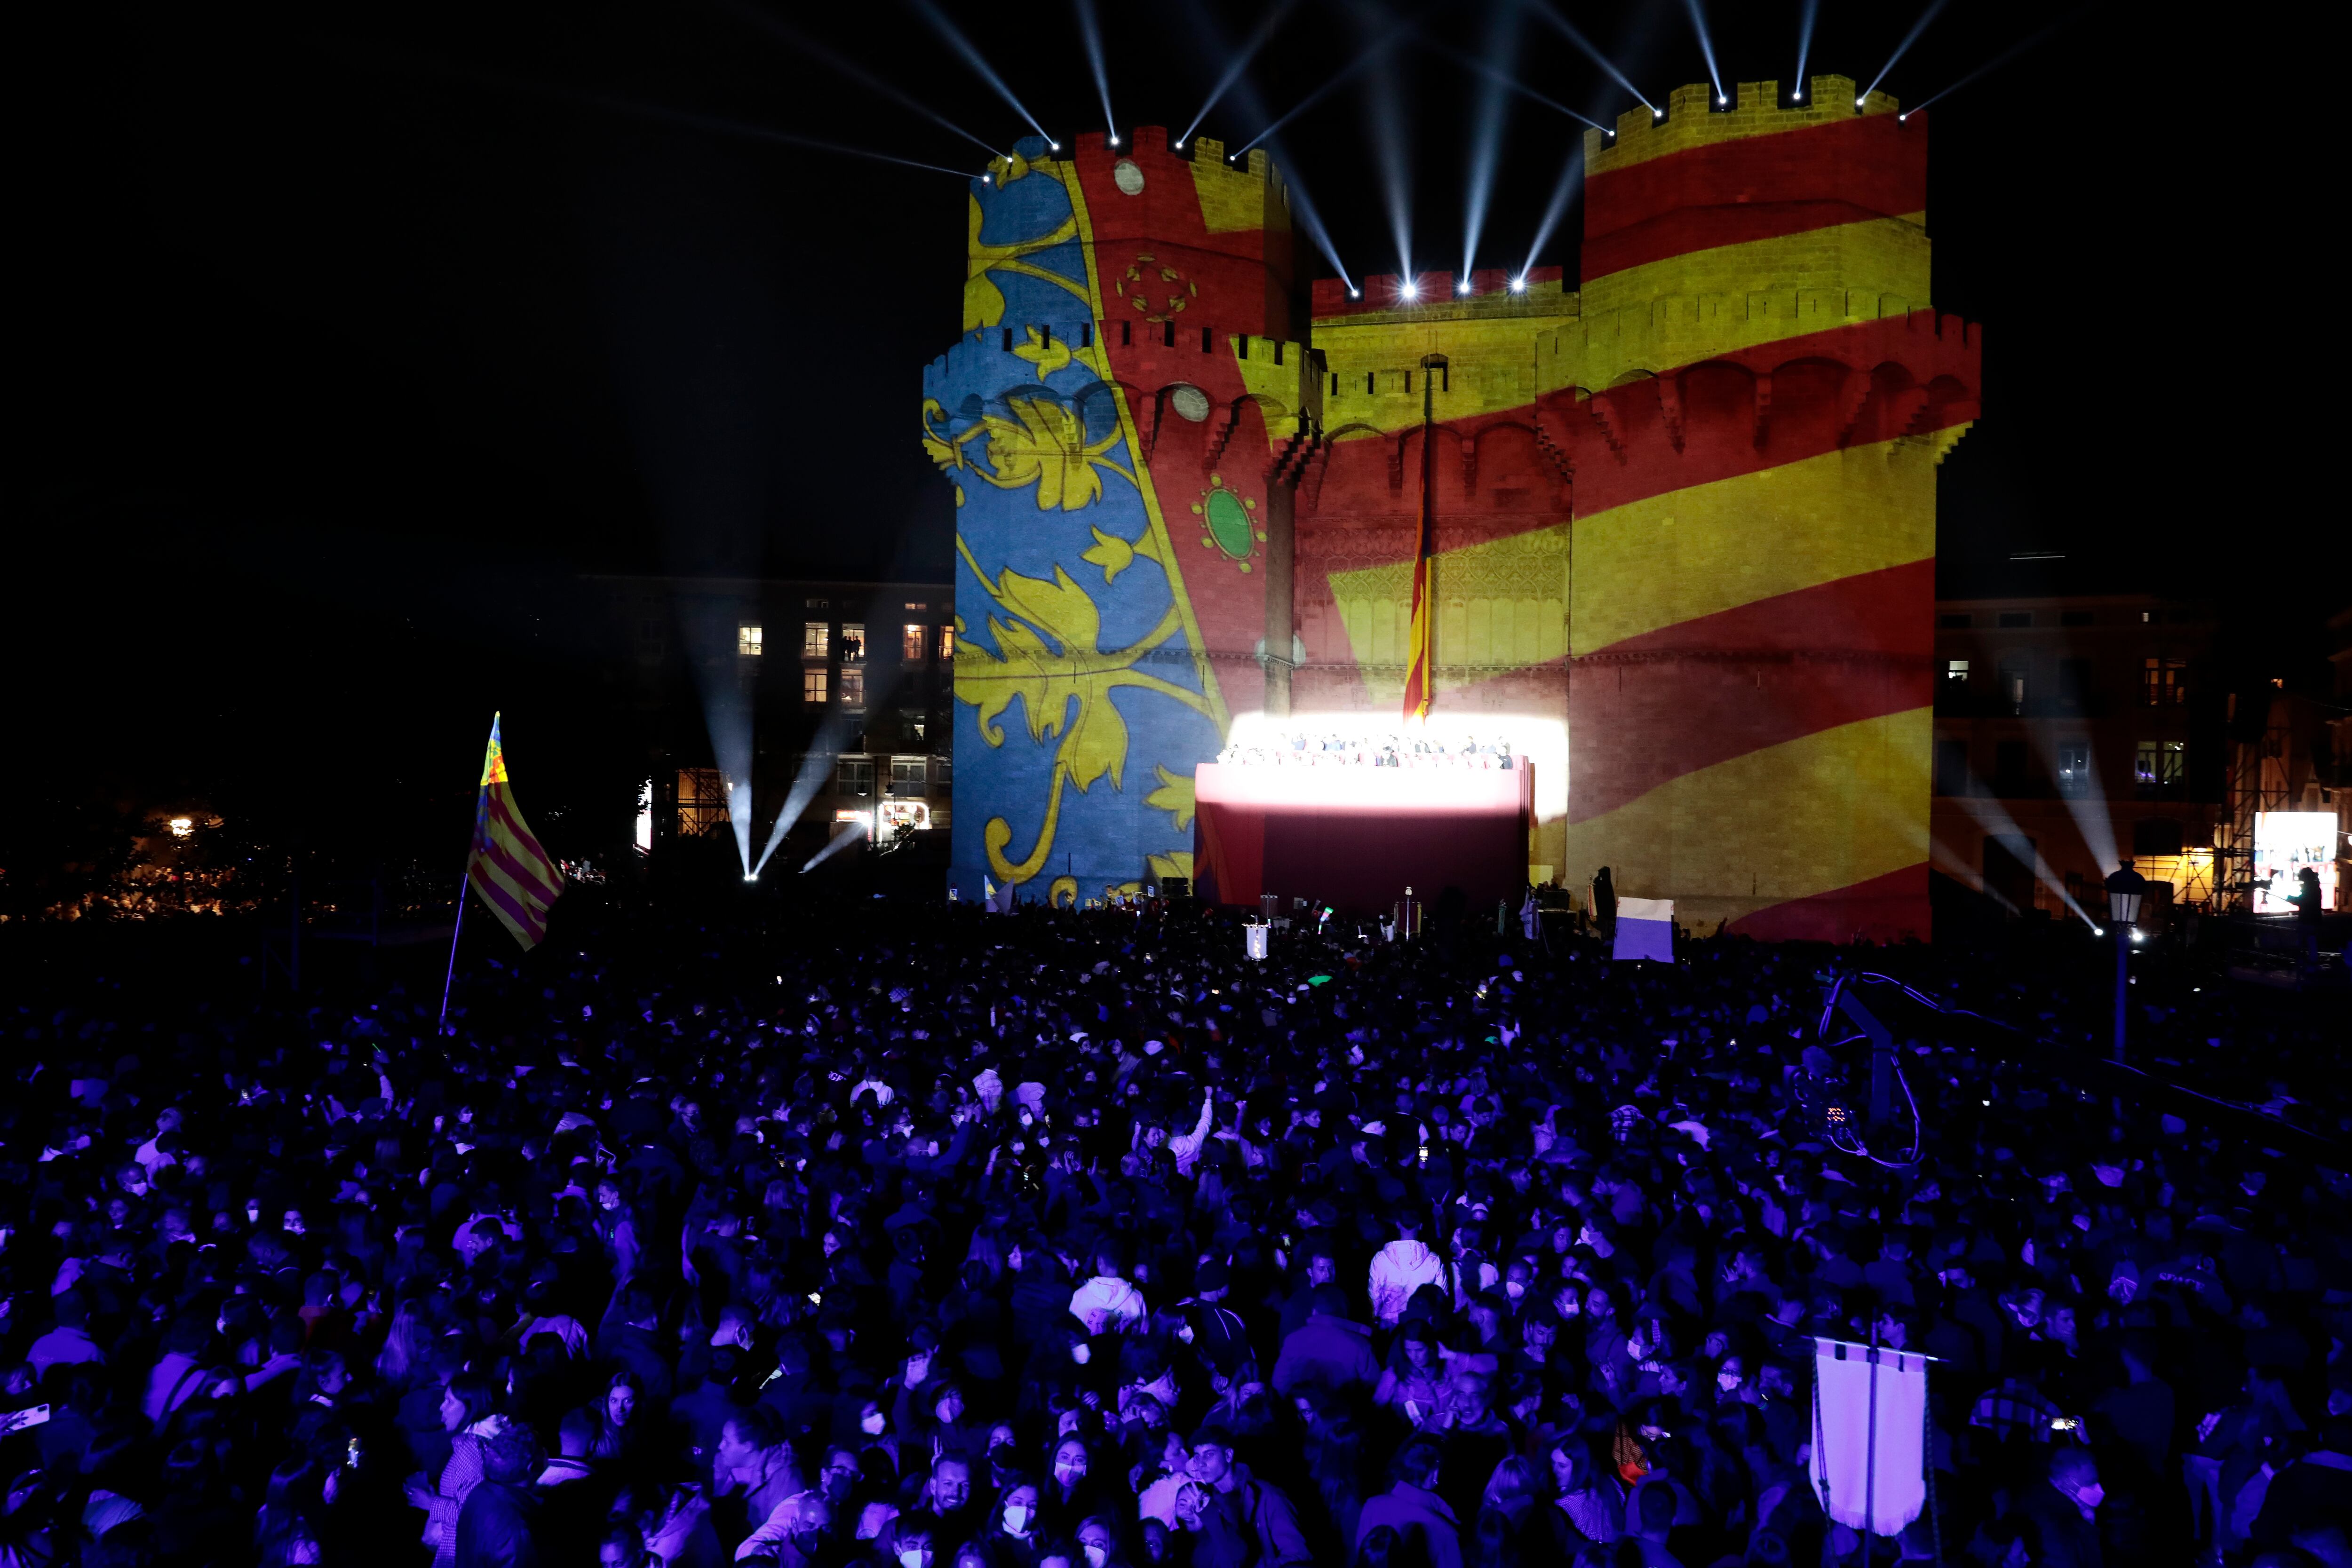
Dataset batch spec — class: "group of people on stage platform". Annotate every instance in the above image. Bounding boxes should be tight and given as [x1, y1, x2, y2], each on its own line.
[1, 895, 2345, 1568]
[1215, 733, 1517, 771]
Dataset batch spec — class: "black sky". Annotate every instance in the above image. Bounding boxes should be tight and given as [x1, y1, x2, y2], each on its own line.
[12, 0, 2342, 855]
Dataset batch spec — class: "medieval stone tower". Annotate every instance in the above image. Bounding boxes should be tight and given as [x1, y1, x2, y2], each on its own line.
[927, 77, 1980, 937]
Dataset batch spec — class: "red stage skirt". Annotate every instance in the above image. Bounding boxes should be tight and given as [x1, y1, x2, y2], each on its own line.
[1191, 762, 1532, 913]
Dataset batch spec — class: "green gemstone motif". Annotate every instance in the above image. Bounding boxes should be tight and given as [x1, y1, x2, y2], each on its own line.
[1203, 489, 1254, 561]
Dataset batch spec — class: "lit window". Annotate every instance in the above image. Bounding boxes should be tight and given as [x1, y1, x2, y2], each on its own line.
[803, 621, 829, 657]
[803, 669, 829, 704]
[676, 768, 730, 836]
[2135, 740, 2185, 788]
[2141, 656, 2187, 706]
[901, 710, 928, 744]
[1943, 659, 1970, 686]
[904, 601, 928, 611]
[841, 624, 866, 663]
[840, 666, 865, 707]
[903, 623, 927, 661]
[939, 626, 956, 660]
[738, 624, 763, 656]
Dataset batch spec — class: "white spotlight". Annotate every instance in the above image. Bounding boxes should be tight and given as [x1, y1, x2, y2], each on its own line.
[1349, 288, 1361, 298]
[1398, 280, 1419, 300]
[1716, 94, 1727, 105]
[1049, 141, 1061, 150]
[1109, 135, 1120, 145]
[743, 873, 759, 883]
[1509, 276, 1527, 293]
[1456, 280, 1472, 295]
[1174, 139, 1185, 148]
[1855, 97, 1866, 108]
[1652, 106, 1665, 119]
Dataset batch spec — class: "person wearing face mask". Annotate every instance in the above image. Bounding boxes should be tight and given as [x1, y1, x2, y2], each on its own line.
[1038, 1437, 1101, 1536]
[978, 1476, 1042, 1568]
[2015, 1446, 2105, 1568]
[1068, 1515, 1126, 1568]
[886, 1516, 938, 1568]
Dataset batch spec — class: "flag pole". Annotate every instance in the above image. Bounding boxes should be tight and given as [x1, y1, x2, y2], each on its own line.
[440, 712, 498, 1035]
[437, 881, 469, 1034]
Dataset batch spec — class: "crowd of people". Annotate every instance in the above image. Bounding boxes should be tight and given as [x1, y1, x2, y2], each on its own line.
[1214, 734, 1517, 770]
[1, 891, 2346, 1568]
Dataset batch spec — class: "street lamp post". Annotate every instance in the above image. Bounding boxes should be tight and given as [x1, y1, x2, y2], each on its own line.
[2105, 859, 2148, 1063]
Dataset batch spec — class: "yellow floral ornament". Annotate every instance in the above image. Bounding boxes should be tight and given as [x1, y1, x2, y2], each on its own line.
[963, 195, 1088, 331]
[956, 543, 1215, 886]
[1145, 766, 1195, 833]
[1011, 325, 1073, 382]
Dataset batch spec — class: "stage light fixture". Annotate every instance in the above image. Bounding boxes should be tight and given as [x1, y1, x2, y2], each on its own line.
[1109, 135, 1120, 145]
[1653, 106, 1665, 119]
[1456, 279, 1472, 295]
[1350, 287, 1362, 298]
[1716, 93, 1728, 105]
[1509, 275, 1527, 293]
[1398, 280, 1419, 299]
[1174, 139, 1185, 148]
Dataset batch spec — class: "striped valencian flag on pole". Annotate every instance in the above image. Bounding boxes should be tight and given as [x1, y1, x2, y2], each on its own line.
[465, 712, 563, 950]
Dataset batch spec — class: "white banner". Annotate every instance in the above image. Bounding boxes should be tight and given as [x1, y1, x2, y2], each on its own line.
[1810, 1338, 1930, 1537]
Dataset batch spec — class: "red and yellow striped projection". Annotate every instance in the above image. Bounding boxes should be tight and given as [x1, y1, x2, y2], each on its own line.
[1296, 76, 1979, 939]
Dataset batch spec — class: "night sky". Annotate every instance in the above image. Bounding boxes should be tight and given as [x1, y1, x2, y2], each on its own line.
[11, 0, 2341, 871]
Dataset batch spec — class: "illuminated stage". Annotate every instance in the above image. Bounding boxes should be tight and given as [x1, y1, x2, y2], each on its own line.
[1192, 760, 1534, 913]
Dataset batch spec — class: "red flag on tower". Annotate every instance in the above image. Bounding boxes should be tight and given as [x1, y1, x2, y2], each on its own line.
[464, 713, 563, 950]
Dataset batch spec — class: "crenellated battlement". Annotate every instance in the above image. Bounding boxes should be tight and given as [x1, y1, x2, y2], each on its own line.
[1311, 267, 1571, 322]
[1586, 76, 1903, 173]
[922, 319, 1321, 424]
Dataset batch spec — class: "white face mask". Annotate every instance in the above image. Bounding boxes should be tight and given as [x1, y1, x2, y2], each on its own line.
[862, 1412, 888, 1434]
[1504, 1282, 1525, 1299]
[1071, 1344, 1091, 1364]
[1084, 1547, 1108, 1568]
[1003, 1504, 1031, 1534]
[1718, 1374, 1742, 1393]
[899, 1551, 930, 1568]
